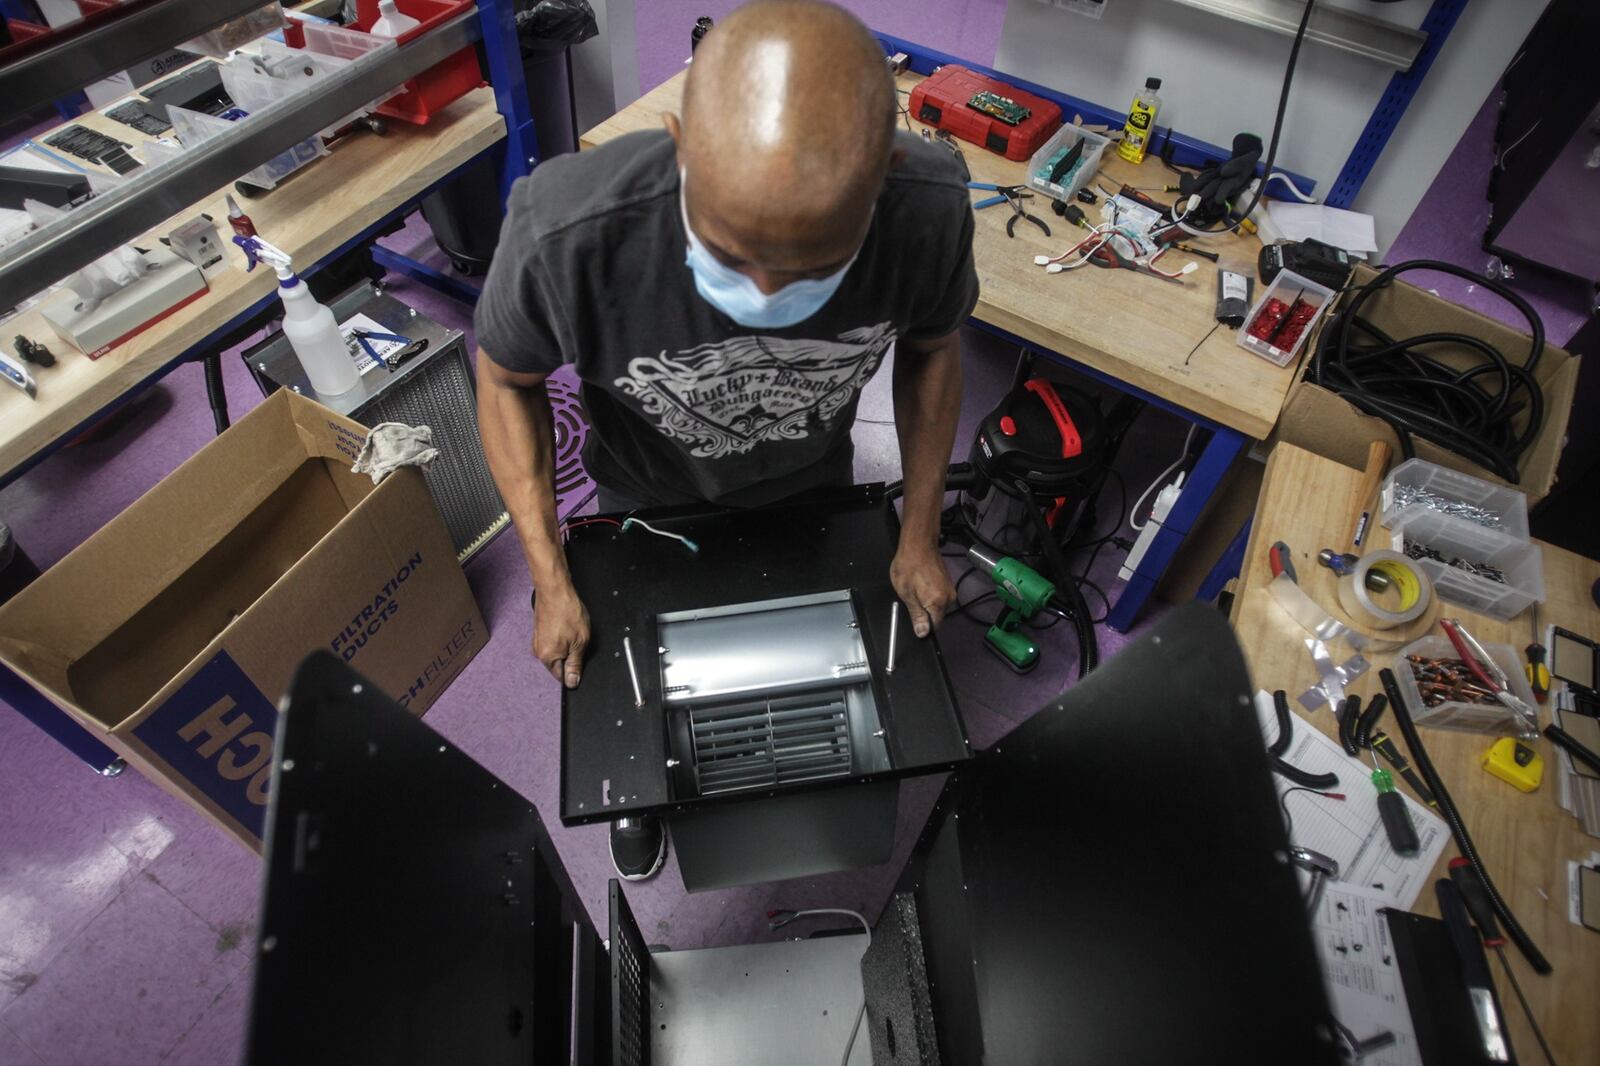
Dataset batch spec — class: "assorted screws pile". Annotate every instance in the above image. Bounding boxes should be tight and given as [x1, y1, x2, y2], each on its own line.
[1391, 484, 1503, 528]
[1407, 655, 1500, 707]
[1403, 540, 1507, 584]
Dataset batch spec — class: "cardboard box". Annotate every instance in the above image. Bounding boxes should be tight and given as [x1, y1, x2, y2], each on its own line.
[0, 391, 487, 849]
[1269, 263, 1578, 506]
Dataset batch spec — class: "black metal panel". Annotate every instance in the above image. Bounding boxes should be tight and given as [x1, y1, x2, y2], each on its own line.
[245, 652, 592, 1066]
[609, 880, 651, 1066]
[560, 485, 969, 825]
[906, 604, 1339, 1064]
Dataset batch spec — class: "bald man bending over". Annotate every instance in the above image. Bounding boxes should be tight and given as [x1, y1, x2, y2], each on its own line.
[474, 0, 976, 880]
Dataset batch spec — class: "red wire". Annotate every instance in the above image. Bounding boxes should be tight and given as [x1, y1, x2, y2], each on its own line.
[561, 517, 622, 536]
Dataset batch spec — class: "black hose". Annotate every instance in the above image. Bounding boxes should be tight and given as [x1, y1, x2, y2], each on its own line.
[203, 353, 230, 435]
[1273, 757, 1340, 791]
[1379, 668, 1552, 974]
[1337, 695, 1361, 757]
[1017, 480, 1098, 678]
[1269, 690, 1293, 756]
[1310, 261, 1546, 484]
[1353, 694, 1387, 751]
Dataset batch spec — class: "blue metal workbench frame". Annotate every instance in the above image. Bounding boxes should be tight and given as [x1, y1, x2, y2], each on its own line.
[1, 0, 538, 772]
[879, 8, 1466, 628]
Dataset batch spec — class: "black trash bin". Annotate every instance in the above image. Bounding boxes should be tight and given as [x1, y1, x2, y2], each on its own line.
[420, 0, 597, 274]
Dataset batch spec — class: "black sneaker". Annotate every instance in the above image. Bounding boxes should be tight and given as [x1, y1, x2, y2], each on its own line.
[609, 815, 666, 881]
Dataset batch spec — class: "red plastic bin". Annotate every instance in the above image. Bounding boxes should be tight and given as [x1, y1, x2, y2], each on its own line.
[353, 0, 485, 125]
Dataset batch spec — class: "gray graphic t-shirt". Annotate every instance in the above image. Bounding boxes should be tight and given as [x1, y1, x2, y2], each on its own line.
[475, 129, 978, 507]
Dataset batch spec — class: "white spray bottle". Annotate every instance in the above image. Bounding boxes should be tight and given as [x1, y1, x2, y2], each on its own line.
[235, 235, 360, 396]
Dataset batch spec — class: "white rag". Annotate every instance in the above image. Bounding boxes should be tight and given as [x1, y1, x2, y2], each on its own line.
[352, 422, 439, 484]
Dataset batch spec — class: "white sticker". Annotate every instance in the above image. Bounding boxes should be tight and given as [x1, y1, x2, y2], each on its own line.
[338, 312, 408, 375]
[1222, 271, 1249, 302]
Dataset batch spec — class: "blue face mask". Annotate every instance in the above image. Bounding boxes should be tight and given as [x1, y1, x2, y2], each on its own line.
[681, 182, 863, 329]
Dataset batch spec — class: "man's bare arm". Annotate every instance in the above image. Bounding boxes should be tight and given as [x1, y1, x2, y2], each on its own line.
[476, 350, 589, 686]
[889, 330, 963, 636]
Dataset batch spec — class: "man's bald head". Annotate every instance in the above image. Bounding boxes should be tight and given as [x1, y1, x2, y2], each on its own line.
[668, 0, 898, 293]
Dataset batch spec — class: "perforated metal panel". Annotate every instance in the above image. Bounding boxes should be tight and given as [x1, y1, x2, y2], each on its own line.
[688, 691, 853, 796]
[609, 881, 651, 1066]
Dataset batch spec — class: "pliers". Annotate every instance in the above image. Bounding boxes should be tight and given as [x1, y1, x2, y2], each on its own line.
[351, 328, 428, 371]
[969, 183, 1051, 238]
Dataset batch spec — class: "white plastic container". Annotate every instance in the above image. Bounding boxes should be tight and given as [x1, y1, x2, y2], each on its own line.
[370, 0, 421, 37]
[1395, 634, 1539, 734]
[1389, 511, 1543, 620]
[1380, 458, 1530, 539]
[1237, 269, 1335, 368]
[1027, 124, 1109, 204]
[281, 279, 359, 396]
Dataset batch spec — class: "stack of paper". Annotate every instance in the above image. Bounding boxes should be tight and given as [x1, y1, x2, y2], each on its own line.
[1553, 689, 1600, 837]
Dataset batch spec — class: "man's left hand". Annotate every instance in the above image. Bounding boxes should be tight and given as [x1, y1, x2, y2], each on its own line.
[890, 544, 957, 638]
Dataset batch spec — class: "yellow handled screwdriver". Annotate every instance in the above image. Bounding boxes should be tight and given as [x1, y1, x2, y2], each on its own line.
[1526, 604, 1550, 704]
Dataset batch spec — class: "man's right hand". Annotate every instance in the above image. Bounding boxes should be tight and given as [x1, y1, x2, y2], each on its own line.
[534, 579, 591, 689]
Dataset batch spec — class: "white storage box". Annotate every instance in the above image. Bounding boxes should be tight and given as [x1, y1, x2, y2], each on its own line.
[1238, 269, 1335, 368]
[1380, 458, 1530, 539]
[1027, 124, 1108, 203]
[1395, 634, 1539, 734]
[1389, 510, 1543, 620]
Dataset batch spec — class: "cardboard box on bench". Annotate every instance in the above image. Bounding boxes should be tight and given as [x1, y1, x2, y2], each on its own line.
[0, 390, 488, 850]
[1269, 262, 1578, 506]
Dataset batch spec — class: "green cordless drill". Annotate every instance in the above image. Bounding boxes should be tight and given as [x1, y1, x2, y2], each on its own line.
[967, 546, 1056, 673]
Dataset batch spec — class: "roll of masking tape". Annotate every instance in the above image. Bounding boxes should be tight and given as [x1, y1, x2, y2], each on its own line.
[1337, 549, 1430, 628]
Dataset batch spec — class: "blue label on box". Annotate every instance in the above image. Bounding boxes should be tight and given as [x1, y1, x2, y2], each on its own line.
[131, 651, 279, 840]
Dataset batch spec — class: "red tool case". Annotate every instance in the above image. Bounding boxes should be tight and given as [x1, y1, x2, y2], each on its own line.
[908, 65, 1063, 162]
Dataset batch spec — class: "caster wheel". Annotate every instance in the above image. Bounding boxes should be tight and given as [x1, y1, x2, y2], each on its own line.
[1485, 255, 1515, 281]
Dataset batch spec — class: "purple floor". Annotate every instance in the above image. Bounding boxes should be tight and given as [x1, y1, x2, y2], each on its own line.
[0, 214, 1177, 1064]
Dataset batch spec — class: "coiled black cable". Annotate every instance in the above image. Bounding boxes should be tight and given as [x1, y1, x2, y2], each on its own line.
[1309, 261, 1546, 484]
[1379, 668, 1552, 974]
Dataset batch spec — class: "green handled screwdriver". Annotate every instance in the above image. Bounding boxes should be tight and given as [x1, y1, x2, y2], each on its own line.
[1370, 749, 1419, 856]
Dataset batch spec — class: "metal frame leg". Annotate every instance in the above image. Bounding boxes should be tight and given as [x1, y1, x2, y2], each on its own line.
[0, 661, 123, 775]
[1198, 516, 1253, 604]
[476, 0, 541, 204]
[370, 244, 483, 306]
[1106, 426, 1245, 632]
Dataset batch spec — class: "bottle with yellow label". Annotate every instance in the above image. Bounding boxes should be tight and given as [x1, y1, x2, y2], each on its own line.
[1117, 76, 1163, 164]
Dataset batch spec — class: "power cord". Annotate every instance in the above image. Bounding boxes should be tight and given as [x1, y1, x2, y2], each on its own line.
[1173, 0, 1316, 236]
[1129, 422, 1197, 531]
[768, 908, 872, 1066]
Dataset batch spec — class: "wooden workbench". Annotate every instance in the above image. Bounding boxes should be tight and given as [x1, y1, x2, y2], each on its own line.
[0, 85, 505, 482]
[1232, 443, 1600, 1064]
[581, 70, 1293, 442]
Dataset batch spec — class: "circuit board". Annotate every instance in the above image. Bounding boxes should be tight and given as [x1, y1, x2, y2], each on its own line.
[967, 91, 1031, 126]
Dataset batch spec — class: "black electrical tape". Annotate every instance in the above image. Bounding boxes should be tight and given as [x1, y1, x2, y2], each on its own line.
[1269, 690, 1293, 756]
[1380, 668, 1552, 974]
[1310, 261, 1546, 485]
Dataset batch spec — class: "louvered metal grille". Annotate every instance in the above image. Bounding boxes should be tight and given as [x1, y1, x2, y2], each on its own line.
[688, 690, 854, 796]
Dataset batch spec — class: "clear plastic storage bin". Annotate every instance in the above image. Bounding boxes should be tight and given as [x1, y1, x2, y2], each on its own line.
[1237, 269, 1334, 367]
[168, 105, 325, 190]
[1027, 124, 1109, 203]
[1389, 510, 1543, 620]
[1394, 634, 1539, 734]
[1380, 458, 1530, 539]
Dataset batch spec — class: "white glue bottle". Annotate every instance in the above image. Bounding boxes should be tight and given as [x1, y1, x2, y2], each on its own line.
[370, 0, 421, 36]
[235, 235, 359, 396]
